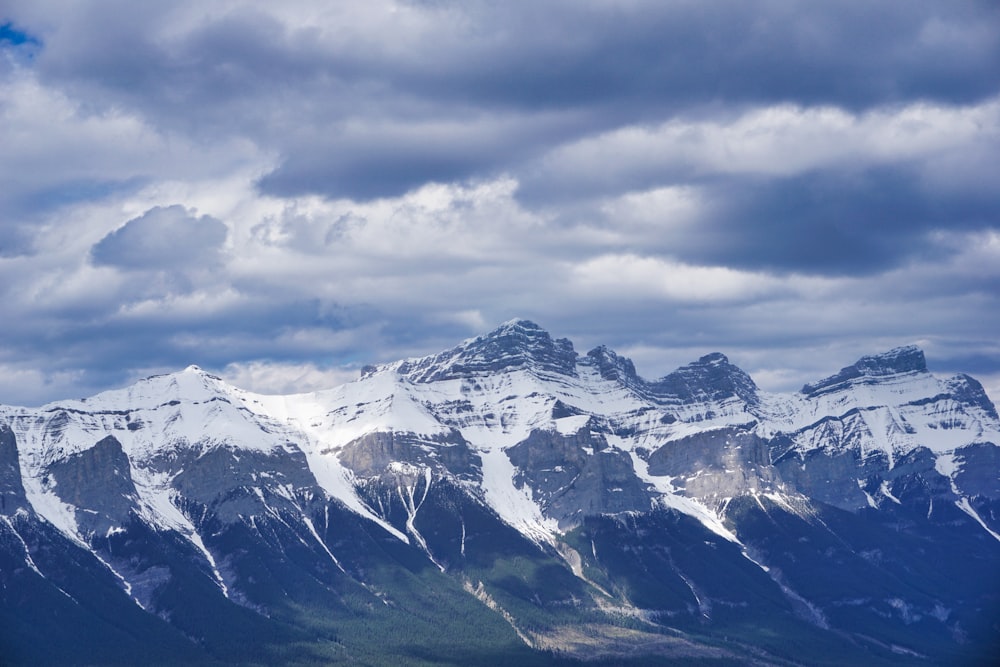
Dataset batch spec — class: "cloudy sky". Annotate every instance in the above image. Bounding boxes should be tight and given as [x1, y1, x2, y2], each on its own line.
[1, 0, 999, 406]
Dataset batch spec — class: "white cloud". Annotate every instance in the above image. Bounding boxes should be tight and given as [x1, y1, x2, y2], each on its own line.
[569, 254, 789, 302]
[536, 97, 1000, 186]
[0, 66, 262, 220]
[0, 364, 86, 407]
[600, 186, 702, 228]
[113, 287, 246, 322]
[220, 360, 360, 396]
[433, 309, 489, 332]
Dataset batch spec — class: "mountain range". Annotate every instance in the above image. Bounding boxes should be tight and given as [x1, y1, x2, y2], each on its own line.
[2, 319, 998, 665]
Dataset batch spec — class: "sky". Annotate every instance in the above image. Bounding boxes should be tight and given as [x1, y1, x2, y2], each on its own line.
[1, 0, 999, 406]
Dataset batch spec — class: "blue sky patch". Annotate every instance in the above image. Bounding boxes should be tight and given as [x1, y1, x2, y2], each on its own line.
[0, 22, 40, 47]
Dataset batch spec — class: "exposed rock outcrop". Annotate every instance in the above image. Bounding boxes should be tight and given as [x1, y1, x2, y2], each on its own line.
[46, 435, 138, 537]
[507, 426, 653, 528]
[0, 425, 28, 514]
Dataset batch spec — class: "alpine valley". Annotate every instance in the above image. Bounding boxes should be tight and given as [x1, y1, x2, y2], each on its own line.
[2, 320, 998, 666]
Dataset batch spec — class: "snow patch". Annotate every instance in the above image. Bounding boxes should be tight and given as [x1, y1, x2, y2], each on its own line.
[955, 497, 1000, 543]
[553, 414, 590, 435]
[477, 446, 558, 544]
[628, 451, 740, 544]
[301, 514, 346, 573]
[880, 481, 902, 505]
[857, 479, 879, 509]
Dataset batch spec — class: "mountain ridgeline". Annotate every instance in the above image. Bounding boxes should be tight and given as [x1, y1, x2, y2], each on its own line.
[2, 320, 999, 665]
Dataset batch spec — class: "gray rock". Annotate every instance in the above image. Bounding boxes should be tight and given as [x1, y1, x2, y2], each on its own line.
[46, 435, 139, 537]
[0, 424, 28, 514]
[506, 426, 653, 528]
[774, 444, 888, 511]
[646, 426, 780, 506]
[951, 442, 1000, 498]
[338, 429, 481, 482]
[168, 445, 319, 524]
[882, 446, 955, 505]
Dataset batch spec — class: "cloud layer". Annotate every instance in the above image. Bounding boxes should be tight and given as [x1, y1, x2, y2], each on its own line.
[0, 1, 998, 405]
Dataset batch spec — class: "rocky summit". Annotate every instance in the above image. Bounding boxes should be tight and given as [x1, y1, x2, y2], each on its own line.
[2, 320, 999, 665]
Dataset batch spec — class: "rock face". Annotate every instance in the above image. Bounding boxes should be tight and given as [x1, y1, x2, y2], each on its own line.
[946, 373, 1000, 419]
[168, 445, 321, 524]
[0, 425, 27, 514]
[773, 440, 887, 510]
[339, 430, 481, 481]
[1, 320, 999, 666]
[46, 435, 139, 537]
[953, 442, 1000, 497]
[507, 426, 652, 527]
[585, 345, 641, 388]
[646, 426, 780, 505]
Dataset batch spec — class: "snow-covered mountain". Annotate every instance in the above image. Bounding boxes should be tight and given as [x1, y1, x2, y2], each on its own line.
[2, 320, 998, 665]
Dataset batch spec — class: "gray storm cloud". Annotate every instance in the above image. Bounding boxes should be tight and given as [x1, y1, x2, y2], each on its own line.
[91, 205, 228, 271]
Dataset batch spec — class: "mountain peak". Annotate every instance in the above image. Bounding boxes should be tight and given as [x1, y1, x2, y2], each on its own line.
[801, 345, 927, 396]
[395, 319, 578, 382]
[586, 345, 640, 385]
[945, 373, 999, 420]
[648, 352, 758, 407]
[855, 345, 926, 374]
[77, 364, 235, 409]
[492, 318, 544, 334]
[698, 352, 730, 365]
